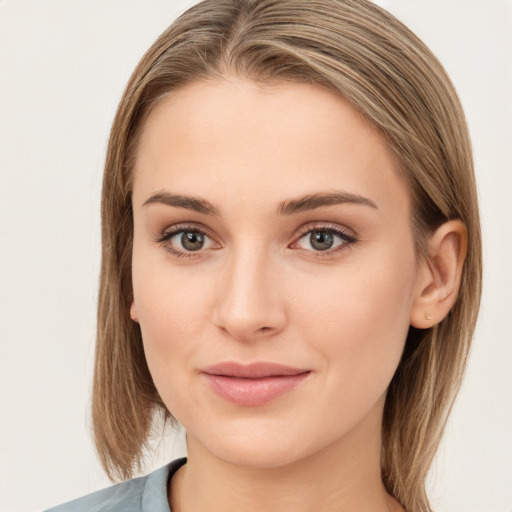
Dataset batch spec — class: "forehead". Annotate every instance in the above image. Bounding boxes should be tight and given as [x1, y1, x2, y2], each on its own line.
[132, 77, 409, 217]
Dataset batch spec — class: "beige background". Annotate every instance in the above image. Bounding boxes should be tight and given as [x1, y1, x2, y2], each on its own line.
[0, 1, 511, 511]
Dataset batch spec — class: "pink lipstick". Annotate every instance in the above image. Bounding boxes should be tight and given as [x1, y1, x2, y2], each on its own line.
[201, 362, 310, 406]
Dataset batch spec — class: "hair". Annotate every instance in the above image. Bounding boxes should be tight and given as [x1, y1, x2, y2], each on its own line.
[92, 1, 482, 510]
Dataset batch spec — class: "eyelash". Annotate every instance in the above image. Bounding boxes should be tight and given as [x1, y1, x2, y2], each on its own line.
[154, 222, 358, 259]
[155, 223, 215, 259]
[292, 224, 358, 258]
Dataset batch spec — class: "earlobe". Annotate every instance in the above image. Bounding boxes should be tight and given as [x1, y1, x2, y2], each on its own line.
[410, 220, 467, 329]
[130, 300, 139, 323]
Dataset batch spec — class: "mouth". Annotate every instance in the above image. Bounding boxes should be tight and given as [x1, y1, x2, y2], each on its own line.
[201, 362, 311, 406]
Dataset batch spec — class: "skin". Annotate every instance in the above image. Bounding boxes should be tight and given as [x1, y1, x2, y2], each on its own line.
[130, 76, 466, 512]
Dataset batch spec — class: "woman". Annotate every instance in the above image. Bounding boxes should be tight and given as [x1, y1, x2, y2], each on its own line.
[45, 0, 482, 510]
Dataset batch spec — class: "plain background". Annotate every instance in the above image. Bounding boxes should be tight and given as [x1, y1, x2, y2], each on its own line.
[0, 1, 511, 511]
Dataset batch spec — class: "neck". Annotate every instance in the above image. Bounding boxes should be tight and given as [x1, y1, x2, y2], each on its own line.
[169, 400, 403, 512]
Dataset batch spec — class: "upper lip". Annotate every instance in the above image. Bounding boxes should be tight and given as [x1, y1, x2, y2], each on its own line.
[202, 362, 310, 378]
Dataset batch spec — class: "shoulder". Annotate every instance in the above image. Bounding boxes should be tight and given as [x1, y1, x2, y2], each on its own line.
[43, 458, 186, 512]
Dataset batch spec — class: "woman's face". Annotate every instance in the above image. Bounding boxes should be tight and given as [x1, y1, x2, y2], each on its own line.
[131, 77, 424, 468]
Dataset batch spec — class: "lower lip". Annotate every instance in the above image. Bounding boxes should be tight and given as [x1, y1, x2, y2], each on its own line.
[204, 373, 310, 406]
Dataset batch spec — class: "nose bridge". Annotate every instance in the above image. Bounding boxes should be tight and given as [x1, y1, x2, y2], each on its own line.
[213, 241, 285, 340]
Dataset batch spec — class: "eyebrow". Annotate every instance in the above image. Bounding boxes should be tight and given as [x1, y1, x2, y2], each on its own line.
[143, 191, 220, 215]
[277, 191, 378, 215]
[142, 190, 377, 216]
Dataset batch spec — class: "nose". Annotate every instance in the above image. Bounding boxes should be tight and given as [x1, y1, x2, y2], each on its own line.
[212, 246, 287, 342]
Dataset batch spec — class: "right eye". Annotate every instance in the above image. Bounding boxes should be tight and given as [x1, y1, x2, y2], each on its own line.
[157, 226, 219, 258]
[172, 230, 210, 251]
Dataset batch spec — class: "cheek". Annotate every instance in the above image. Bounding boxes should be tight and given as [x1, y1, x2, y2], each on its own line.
[131, 256, 212, 401]
[291, 251, 416, 393]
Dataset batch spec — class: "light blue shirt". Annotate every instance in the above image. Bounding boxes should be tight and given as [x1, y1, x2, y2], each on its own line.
[43, 458, 186, 512]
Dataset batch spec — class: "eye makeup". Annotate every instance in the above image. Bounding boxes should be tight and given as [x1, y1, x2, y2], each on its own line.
[153, 220, 358, 261]
[153, 223, 220, 259]
[289, 222, 358, 259]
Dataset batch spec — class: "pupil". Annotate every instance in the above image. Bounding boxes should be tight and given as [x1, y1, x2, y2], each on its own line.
[181, 231, 204, 251]
[310, 230, 334, 251]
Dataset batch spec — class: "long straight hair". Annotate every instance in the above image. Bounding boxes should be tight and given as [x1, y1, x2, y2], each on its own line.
[92, 1, 482, 510]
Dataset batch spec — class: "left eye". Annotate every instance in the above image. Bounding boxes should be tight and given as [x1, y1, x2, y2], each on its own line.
[295, 229, 351, 252]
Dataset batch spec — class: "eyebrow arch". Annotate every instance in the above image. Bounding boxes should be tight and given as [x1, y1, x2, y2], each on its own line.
[277, 191, 378, 216]
[143, 191, 220, 215]
[142, 190, 377, 216]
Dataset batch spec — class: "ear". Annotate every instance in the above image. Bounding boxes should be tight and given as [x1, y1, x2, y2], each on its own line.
[410, 220, 467, 329]
[130, 300, 139, 323]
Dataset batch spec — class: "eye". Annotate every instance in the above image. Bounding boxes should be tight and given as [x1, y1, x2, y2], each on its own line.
[172, 230, 209, 251]
[156, 225, 219, 258]
[292, 226, 356, 254]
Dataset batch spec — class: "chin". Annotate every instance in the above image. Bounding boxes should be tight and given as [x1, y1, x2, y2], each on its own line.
[209, 440, 304, 469]
[186, 417, 333, 470]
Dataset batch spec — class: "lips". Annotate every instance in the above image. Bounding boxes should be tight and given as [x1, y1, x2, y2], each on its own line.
[201, 362, 311, 406]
